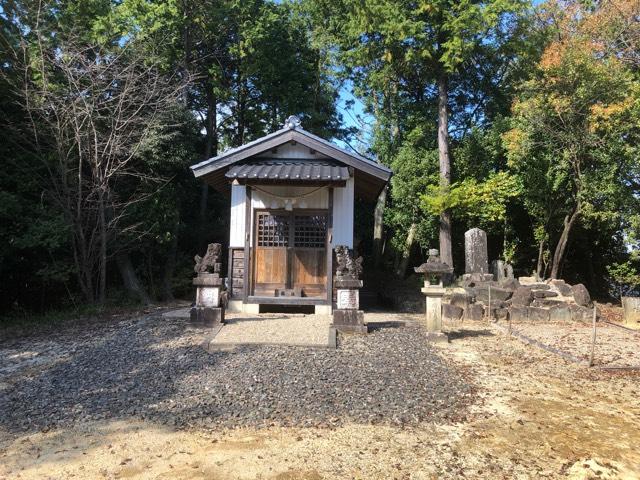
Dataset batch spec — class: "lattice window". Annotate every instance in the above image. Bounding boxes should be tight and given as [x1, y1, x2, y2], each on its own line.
[294, 214, 327, 248]
[257, 213, 290, 247]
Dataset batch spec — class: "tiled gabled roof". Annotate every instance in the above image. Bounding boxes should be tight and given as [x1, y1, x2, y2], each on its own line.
[225, 159, 350, 182]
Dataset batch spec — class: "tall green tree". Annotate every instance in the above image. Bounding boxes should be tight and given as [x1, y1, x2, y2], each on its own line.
[504, 0, 640, 280]
[0, 0, 345, 313]
[307, 0, 530, 273]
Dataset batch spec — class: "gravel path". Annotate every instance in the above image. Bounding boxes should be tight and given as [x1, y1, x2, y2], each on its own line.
[210, 312, 333, 347]
[0, 314, 472, 433]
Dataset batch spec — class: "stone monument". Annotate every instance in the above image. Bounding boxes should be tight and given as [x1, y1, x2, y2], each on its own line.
[191, 243, 226, 327]
[415, 249, 453, 342]
[622, 296, 640, 327]
[491, 259, 514, 282]
[464, 228, 493, 282]
[332, 245, 366, 334]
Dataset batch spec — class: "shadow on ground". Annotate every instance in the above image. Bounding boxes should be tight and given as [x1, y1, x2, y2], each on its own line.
[447, 329, 495, 340]
[0, 311, 472, 435]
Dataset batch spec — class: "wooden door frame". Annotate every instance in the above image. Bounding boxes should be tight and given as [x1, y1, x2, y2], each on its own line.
[243, 186, 252, 302]
[250, 208, 329, 298]
[327, 187, 333, 304]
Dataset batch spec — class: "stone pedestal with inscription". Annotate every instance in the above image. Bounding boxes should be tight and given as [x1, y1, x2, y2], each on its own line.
[333, 278, 366, 334]
[191, 273, 225, 327]
[190, 243, 226, 327]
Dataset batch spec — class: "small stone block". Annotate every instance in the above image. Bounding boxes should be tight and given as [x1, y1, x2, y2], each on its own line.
[533, 290, 558, 298]
[449, 293, 472, 309]
[527, 306, 550, 322]
[463, 273, 494, 283]
[570, 304, 593, 322]
[328, 327, 337, 348]
[334, 323, 368, 334]
[549, 279, 573, 296]
[549, 306, 572, 322]
[509, 306, 529, 322]
[495, 308, 508, 320]
[193, 273, 223, 286]
[511, 287, 533, 307]
[333, 309, 364, 325]
[190, 307, 224, 327]
[334, 278, 363, 289]
[425, 331, 449, 343]
[500, 278, 521, 291]
[443, 303, 463, 320]
[465, 303, 484, 321]
[572, 283, 591, 307]
[475, 286, 513, 303]
[532, 299, 564, 308]
[333, 309, 366, 334]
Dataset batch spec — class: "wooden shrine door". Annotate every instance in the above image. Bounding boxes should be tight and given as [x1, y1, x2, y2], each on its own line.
[253, 211, 328, 298]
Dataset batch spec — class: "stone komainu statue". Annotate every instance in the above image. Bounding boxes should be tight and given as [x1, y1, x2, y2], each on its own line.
[194, 243, 222, 275]
[335, 245, 363, 280]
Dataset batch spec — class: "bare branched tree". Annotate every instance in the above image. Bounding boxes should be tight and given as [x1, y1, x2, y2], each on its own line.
[4, 33, 189, 304]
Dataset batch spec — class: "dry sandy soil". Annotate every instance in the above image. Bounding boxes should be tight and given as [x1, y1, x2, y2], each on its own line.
[1, 314, 639, 480]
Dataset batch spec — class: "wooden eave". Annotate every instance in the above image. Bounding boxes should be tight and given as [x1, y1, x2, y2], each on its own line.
[191, 126, 391, 201]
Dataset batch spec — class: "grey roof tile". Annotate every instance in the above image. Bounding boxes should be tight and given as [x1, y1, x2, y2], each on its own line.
[225, 159, 350, 182]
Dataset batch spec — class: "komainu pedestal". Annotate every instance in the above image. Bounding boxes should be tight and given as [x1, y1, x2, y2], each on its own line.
[190, 243, 226, 327]
[332, 246, 366, 334]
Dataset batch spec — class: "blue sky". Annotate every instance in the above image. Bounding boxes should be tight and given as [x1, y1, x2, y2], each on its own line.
[334, 81, 374, 155]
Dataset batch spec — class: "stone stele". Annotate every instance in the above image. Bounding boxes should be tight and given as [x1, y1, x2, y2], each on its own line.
[464, 228, 489, 275]
[622, 296, 640, 326]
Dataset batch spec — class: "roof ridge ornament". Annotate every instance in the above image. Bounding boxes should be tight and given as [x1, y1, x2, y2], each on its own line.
[284, 115, 302, 130]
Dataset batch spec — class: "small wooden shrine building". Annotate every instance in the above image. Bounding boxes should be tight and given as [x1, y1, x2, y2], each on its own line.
[190, 116, 391, 313]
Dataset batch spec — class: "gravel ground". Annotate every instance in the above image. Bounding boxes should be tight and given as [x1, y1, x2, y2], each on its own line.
[0, 314, 472, 434]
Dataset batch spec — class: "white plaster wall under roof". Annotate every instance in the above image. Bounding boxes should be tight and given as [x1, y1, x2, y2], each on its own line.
[228, 178, 354, 249]
[255, 141, 331, 159]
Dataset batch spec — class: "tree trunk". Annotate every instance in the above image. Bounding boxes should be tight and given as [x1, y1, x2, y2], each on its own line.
[98, 190, 107, 305]
[550, 203, 581, 279]
[373, 186, 387, 268]
[437, 74, 453, 269]
[71, 226, 94, 303]
[198, 85, 217, 247]
[396, 222, 417, 278]
[198, 183, 209, 244]
[116, 252, 152, 305]
[160, 219, 179, 302]
[181, 0, 192, 108]
[587, 243, 597, 294]
[536, 238, 545, 280]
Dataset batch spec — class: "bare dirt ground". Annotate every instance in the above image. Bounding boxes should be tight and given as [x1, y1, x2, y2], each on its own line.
[496, 319, 640, 368]
[1, 313, 639, 479]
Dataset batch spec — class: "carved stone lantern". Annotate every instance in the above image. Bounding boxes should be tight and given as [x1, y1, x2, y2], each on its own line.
[191, 243, 226, 327]
[415, 249, 453, 342]
[332, 245, 366, 334]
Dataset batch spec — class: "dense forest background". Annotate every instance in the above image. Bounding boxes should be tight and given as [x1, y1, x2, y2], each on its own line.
[1, 0, 638, 317]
